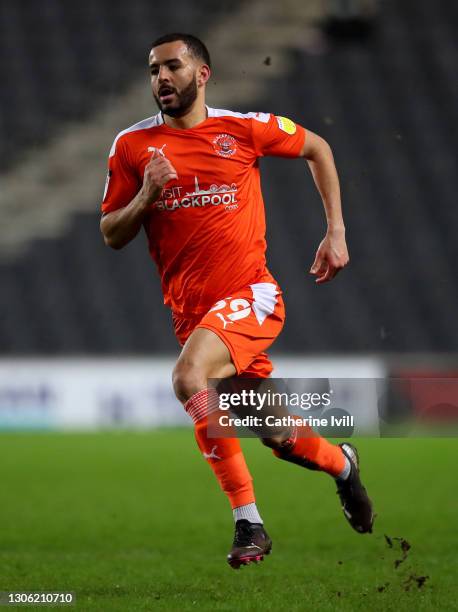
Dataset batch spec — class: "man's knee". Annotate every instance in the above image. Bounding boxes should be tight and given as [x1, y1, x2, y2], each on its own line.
[172, 358, 206, 404]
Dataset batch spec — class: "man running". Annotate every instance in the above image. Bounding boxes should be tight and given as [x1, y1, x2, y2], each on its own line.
[100, 32, 374, 569]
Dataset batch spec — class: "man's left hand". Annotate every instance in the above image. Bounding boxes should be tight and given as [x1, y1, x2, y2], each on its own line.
[309, 229, 349, 284]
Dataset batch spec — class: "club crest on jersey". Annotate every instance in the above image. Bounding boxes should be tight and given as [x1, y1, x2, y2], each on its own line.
[213, 133, 237, 157]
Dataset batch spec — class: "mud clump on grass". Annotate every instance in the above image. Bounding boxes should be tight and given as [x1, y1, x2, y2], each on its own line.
[403, 575, 429, 591]
[394, 538, 411, 569]
[383, 535, 430, 592]
[384, 534, 411, 568]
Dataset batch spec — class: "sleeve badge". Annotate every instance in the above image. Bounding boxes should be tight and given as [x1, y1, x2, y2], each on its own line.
[276, 116, 297, 135]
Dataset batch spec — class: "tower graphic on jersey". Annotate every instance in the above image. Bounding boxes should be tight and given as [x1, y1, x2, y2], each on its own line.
[186, 176, 237, 197]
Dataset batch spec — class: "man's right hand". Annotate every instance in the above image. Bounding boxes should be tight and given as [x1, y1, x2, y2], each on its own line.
[101, 149, 178, 250]
[141, 149, 178, 203]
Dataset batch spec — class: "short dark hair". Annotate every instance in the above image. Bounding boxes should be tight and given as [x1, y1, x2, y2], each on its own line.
[151, 33, 211, 68]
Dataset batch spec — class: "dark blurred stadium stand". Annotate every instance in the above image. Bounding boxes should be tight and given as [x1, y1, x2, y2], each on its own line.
[0, 0, 238, 171]
[0, 0, 457, 354]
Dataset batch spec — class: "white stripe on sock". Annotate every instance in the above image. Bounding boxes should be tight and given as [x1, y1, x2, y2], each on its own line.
[336, 456, 351, 481]
[233, 503, 263, 524]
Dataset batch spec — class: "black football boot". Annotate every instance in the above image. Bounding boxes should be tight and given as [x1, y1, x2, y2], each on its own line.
[336, 443, 374, 534]
[227, 520, 272, 569]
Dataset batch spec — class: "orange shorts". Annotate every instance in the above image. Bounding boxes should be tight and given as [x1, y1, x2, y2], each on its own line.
[172, 276, 285, 378]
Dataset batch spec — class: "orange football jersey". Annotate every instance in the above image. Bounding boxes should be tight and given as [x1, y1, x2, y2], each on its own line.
[102, 107, 306, 316]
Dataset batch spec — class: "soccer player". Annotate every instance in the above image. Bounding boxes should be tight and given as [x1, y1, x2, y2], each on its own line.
[100, 33, 374, 569]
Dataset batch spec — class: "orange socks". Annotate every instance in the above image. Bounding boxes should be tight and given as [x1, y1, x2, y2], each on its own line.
[273, 424, 346, 477]
[185, 389, 345, 510]
[185, 388, 255, 509]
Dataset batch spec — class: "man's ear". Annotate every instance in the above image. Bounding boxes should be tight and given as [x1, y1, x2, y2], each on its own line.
[197, 64, 211, 87]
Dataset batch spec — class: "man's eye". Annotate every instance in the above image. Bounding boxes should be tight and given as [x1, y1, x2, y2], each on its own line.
[150, 68, 159, 75]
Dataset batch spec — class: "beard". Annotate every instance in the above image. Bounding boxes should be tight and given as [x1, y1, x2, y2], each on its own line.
[154, 75, 198, 118]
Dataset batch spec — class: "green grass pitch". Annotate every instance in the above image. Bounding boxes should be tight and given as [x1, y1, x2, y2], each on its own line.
[0, 431, 456, 611]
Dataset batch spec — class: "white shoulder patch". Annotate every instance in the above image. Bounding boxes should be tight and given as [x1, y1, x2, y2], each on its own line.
[109, 113, 163, 157]
[207, 107, 270, 123]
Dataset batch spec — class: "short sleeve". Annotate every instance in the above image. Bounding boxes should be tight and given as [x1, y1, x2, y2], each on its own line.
[251, 114, 306, 158]
[101, 136, 142, 214]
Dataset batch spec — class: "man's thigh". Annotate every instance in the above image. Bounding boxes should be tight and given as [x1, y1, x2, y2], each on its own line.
[177, 327, 237, 380]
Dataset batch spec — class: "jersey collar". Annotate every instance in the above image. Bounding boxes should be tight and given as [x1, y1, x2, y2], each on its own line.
[157, 105, 213, 126]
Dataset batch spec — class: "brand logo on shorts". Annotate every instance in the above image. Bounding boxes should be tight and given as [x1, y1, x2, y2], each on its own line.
[213, 133, 237, 157]
[210, 298, 252, 329]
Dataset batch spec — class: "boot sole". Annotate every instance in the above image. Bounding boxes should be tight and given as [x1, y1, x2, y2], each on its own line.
[228, 546, 272, 569]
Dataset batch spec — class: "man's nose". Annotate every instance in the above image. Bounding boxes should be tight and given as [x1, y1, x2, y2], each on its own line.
[158, 66, 171, 81]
